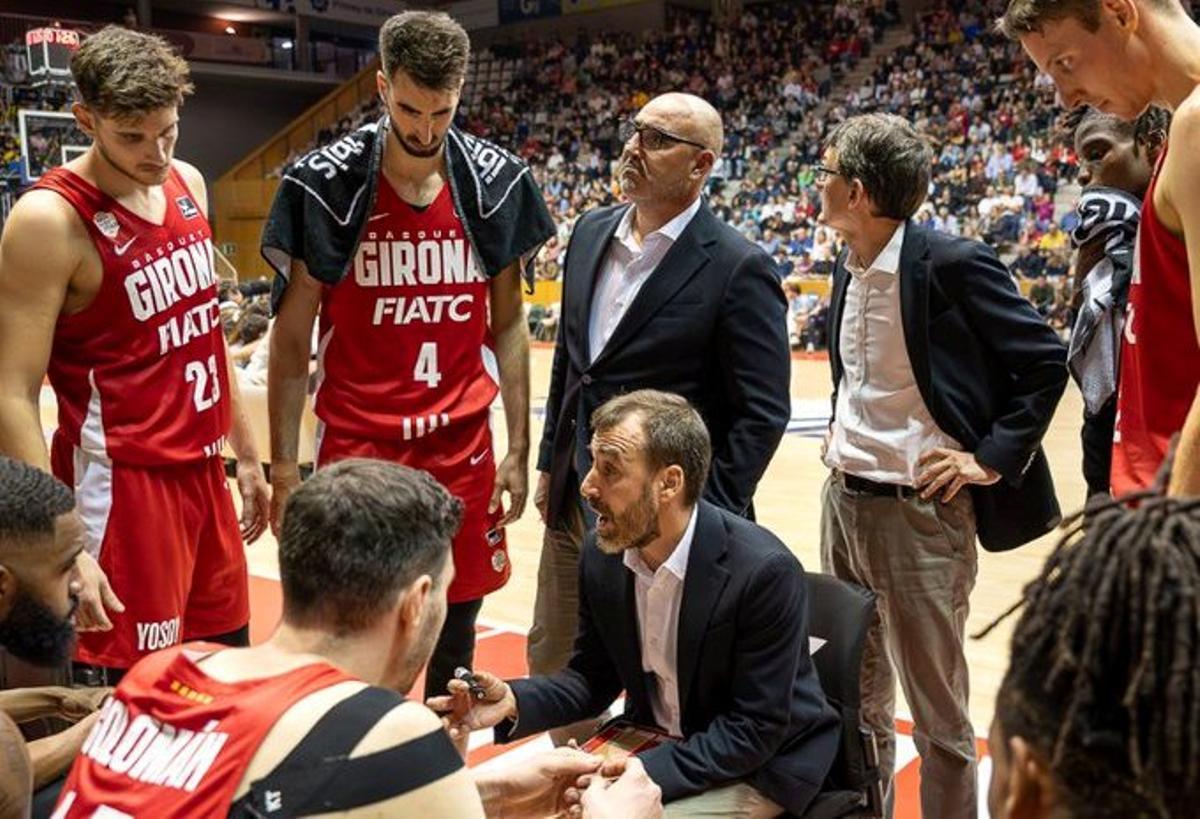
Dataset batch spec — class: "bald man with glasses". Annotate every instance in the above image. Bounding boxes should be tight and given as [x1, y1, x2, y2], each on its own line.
[529, 93, 792, 743]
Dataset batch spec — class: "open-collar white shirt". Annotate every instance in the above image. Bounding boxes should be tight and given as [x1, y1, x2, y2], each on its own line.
[622, 505, 699, 737]
[823, 222, 961, 484]
[588, 197, 703, 363]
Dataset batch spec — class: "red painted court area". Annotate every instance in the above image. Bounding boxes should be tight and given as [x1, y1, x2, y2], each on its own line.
[248, 576, 991, 817]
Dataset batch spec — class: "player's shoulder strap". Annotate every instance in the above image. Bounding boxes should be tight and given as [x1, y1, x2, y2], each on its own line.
[228, 685, 463, 817]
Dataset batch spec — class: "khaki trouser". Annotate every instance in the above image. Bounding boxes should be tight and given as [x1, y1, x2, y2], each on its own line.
[527, 500, 608, 744]
[664, 782, 782, 818]
[820, 473, 979, 819]
[527, 499, 585, 677]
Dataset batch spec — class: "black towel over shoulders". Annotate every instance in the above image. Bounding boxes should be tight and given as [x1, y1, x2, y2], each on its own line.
[261, 116, 555, 313]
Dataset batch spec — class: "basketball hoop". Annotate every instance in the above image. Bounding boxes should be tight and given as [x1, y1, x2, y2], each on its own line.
[25, 27, 79, 88]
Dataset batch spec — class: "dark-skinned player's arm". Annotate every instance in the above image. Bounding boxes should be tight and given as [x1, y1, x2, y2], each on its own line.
[267, 260, 321, 534]
[0, 190, 124, 631]
[489, 263, 531, 526]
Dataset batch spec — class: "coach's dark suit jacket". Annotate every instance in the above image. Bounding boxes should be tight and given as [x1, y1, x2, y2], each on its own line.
[538, 202, 791, 526]
[828, 222, 1068, 551]
[496, 500, 840, 814]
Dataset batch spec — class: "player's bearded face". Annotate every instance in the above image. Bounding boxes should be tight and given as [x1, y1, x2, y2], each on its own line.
[85, 107, 179, 186]
[396, 554, 451, 691]
[391, 118, 445, 159]
[380, 71, 460, 160]
[0, 578, 78, 668]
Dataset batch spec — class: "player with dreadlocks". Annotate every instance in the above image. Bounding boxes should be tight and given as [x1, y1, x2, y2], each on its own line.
[984, 455, 1200, 818]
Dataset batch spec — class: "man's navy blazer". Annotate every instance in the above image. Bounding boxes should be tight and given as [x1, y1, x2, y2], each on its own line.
[828, 222, 1069, 551]
[496, 500, 840, 814]
[537, 202, 791, 526]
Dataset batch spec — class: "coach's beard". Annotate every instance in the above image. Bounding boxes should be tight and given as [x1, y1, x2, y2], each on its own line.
[591, 487, 660, 555]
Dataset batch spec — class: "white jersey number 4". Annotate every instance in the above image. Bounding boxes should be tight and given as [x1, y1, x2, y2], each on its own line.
[414, 342, 442, 388]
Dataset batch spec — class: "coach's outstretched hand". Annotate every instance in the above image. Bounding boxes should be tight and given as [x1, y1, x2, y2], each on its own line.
[426, 668, 517, 756]
[73, 551, 124, 632]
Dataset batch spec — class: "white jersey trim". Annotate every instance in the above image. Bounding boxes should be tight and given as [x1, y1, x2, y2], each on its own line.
[481, 345, 500, 387]
[72, 446, 114, 560]
[80, 369, 108, 459]
[314, 419, 326, 469]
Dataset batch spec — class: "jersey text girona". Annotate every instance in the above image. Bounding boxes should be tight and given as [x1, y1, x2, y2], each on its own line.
[33, 166, 231, 465]
[314, 175, 499, 446]
[1111, 144, 1200, 495]
[53, 644, 353, 818]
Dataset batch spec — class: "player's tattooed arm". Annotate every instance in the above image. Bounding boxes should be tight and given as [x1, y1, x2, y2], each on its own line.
[489, 263, 531, 527]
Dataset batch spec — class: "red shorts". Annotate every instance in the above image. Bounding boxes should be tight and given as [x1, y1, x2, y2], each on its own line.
[52, 433, 249, 669]
[316, 417, 510, 604]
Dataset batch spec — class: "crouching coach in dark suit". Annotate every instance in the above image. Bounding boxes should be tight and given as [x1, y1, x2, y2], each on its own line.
[817, 113, 1068, 819]
[433, 391, 837, 818]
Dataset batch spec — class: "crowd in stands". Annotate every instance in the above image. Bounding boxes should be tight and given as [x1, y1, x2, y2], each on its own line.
[0, 0, 1117, 353]
[218, 279, 274, 386]
[511, 0, 1089, 349]
[516, 1, 897, 284]
[848, 3, 1080, 243]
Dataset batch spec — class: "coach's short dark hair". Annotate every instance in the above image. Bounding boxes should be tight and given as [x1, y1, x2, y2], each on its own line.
[590, 390, 711, 506]
[0, 458, 74, 544]
[379, 11, 470, 90]
[824, 113, 933, 220]
[279, 460, 463, 634]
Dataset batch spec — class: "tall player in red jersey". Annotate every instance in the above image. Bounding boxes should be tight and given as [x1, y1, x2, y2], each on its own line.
[1001, 0, 1200, 497]
[0, 27, 269, 680]
[269, 12, 532, 702]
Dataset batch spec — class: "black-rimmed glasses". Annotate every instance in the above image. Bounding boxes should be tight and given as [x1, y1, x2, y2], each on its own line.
[618, 119, 710, 152]
[813, 165, 847, 184]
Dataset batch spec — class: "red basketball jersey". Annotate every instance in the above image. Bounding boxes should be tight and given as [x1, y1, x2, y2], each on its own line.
[33, 166, 231, 466]
[1111, 144, 1200, 495]
[314, 175, 499, 451]
[54, 645, 353, 818]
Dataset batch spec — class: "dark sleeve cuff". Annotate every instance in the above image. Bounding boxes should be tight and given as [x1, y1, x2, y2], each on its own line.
[494, 716, 519, 745]
[974, 438, 1031, 486]
[536, 441, 554, 474]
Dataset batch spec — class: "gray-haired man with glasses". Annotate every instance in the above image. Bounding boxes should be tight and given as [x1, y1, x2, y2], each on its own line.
[529, 93, 792, 746]
[818, 113, 1067, 819]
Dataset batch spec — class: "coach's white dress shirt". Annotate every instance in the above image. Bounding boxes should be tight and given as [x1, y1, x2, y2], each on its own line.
[823, 222, 962, 484]
[588, 196, 702, 363]
[623, 506, 698, 737]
